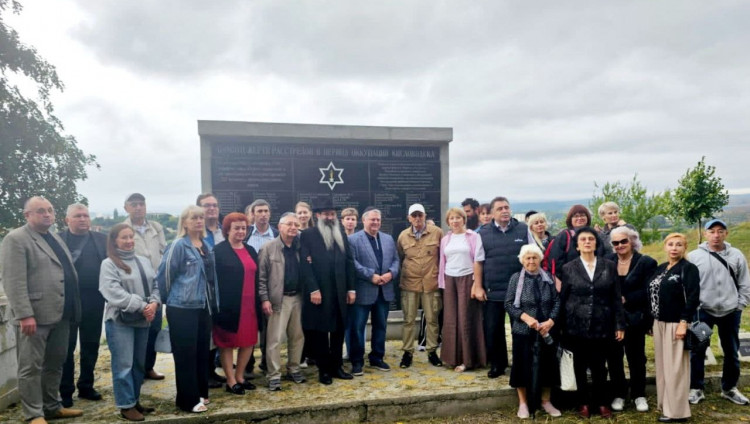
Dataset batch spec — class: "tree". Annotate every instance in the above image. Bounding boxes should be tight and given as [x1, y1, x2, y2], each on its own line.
[590, 174, 672, 243]
[671, 156, 730, 243]
[0, 0, 98, 236]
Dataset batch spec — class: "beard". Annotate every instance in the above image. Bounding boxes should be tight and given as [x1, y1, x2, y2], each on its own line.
[466, 214, 479, 229]
[318, 218, 345, 253]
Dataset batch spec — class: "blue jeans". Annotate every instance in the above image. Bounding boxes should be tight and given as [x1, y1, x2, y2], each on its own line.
[690, 309, 741, 391]
[348, 291, 389, 366]
[106, 320, 148, 409]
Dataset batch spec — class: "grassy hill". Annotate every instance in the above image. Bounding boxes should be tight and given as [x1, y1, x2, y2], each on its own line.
[641, 221, 750, 263]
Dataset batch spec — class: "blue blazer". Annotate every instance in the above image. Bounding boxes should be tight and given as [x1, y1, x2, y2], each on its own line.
[349, 230, 400, 306]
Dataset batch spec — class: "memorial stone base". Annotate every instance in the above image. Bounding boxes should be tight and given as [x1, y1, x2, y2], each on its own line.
[0, 296, 19, 411]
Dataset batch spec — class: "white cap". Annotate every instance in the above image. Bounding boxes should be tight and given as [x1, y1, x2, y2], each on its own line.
[408, 203, 426, 215]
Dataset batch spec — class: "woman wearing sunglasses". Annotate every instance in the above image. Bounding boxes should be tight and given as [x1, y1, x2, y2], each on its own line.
[604, 227, 657, 413]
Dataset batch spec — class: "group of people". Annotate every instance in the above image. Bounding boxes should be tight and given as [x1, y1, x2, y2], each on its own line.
[1, 194, 749, 423]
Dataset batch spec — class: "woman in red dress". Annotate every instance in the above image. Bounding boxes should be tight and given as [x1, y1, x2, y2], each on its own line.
[212, 212, 259, 394]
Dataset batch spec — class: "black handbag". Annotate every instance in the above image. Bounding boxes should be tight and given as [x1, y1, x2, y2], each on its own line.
[119, 258, 151, 325]
[679, 265, 713, 351]
[684, 320, 713, 351]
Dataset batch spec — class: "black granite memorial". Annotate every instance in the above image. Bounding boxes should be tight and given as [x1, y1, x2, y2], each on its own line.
[210, 140, 442, 234]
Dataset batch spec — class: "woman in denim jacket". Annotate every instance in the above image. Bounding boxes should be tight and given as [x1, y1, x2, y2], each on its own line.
[156, 205, 219, 413]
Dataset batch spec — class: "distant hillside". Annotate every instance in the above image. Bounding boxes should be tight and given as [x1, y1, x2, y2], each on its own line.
[641, 221, 750, 263]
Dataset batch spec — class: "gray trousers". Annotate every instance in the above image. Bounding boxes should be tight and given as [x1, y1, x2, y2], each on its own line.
[16, 321, 69, 420]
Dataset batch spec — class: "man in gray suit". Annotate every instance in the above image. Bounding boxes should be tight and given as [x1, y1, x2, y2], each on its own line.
[1, 196, 83, 423]
[347, 208, 400, 376]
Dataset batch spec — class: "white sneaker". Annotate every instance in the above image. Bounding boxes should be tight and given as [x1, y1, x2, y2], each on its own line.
[541, 401, 562, 417]
[517, 403, 530, 419]
[689, 389, 705, 405]
[611, 397, 625, 411]
[634, 397, 648, 412]
[721, 387, 750, 405]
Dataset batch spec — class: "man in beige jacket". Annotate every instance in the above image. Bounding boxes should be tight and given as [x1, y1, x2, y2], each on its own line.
[123, 193, 166, 380]
[258, 212, 306, 391]
[1, 196, 83, 423]
[396, 203, 444, 369]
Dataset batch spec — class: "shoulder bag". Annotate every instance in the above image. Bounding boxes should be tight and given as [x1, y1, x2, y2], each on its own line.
[680, 265, 713, 351]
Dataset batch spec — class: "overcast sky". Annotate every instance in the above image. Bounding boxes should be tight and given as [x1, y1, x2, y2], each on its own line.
[7, 0, 750, 215]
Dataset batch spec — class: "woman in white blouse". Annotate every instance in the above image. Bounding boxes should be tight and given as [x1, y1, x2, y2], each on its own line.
[438, 207, 487, 372]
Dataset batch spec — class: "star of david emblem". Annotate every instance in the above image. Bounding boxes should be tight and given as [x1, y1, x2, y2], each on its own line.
[319, 161, 344, 190]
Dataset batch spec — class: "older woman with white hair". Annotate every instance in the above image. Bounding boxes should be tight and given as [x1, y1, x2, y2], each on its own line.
[597, 202, 635, 254]
[604, 226, 657, 413]
[504, 244, 561, 419]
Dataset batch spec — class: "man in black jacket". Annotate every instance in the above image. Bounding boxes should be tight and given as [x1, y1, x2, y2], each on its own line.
[299, 201, 356, 384]
[476, 196, 529, 378]
[58, 203, 107, 407]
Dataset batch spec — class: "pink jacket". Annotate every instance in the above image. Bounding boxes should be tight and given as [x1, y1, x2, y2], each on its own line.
[438, 229, 478, 289]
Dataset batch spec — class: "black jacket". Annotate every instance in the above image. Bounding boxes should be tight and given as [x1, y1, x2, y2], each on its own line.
[604, 251, 657, 314]
[477, 218, 528, 302]
[299, 227, 356, 333]
[58, 230, 107, 290]
[213, 241, 259, 333]
[548, 228, 607, 276]
[650, 259, 700, 323]
[560, 257, 625, 339]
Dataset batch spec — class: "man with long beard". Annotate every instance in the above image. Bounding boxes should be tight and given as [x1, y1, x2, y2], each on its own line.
[299, 200, 356, 385]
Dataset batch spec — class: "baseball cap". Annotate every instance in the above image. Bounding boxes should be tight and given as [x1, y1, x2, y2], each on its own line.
[408, 204, 426, 215]
[124, 193, 145, 204]
[704, 218, 727, 230]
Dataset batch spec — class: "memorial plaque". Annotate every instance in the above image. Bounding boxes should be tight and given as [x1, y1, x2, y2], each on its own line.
[211, 141, 442, 234]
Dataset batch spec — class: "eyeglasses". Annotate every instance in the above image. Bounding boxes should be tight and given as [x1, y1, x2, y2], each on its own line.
[611, 239, 629, 246]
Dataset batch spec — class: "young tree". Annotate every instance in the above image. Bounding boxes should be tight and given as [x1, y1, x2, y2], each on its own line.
[0, 0, 98, 236]
[671, 156, 730, 243]
[590, 174, 672, 243]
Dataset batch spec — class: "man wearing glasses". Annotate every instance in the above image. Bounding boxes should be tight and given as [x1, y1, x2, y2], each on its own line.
[258, 212, 307, 391]
[1, 196, 83, 422]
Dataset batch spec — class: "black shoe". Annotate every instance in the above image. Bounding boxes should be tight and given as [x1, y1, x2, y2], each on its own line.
[210, 371, 227, 383]
[487, 367, 504, 379]
[134, 402, 155, 414]
[333, 367, 353, 380]
[61, 396, 74, 408]
[225, 383, 245, 395]
[78, 388, 102, 401]
[427, 352, 443, 367]
[240, 380, 256, 390]
[400, 352, 413, 368]
[208, 379, 223, 389]
[318, 372, 332, 385]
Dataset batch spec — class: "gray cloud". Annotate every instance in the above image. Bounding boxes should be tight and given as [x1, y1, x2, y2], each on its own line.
[17, 0, 749, 214]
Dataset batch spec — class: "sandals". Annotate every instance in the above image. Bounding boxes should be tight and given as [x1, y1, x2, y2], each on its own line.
[454, 364, 466, 373]
[191, 402, 207, 413]
[200, 397, 210, 405]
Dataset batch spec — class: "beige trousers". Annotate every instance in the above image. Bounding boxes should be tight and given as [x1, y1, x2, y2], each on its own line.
[265, 295, 305, 380]
[401, 290, 442, 354]
[653, 320, 691, 419]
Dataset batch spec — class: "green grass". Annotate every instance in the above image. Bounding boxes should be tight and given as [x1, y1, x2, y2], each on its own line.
[641, 221, 750, 264]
